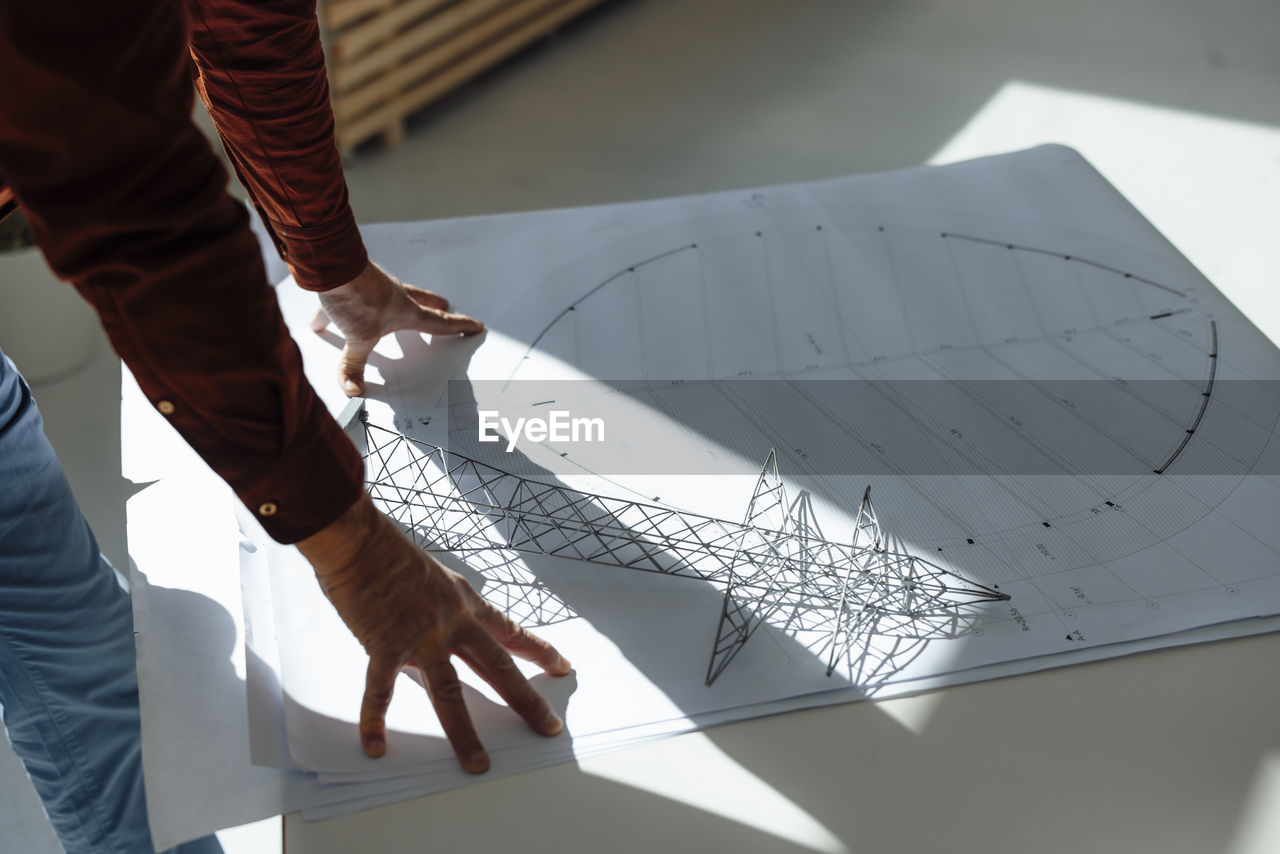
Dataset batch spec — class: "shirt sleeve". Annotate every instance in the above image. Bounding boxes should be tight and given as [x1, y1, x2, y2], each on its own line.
[0, 0, 364, 544]
[187, 0, 369, 291]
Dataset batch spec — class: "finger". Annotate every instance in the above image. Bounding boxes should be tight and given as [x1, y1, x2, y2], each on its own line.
[418, 656, 489, 774]
[455, 622, 562, 737]
[337, 337, 378, 397]
[403, 284, 449, 312]
[462, 587, 571, 676]
[411, 304, 484, 337]
[309, 307, 330, 333]
[360, 655, 400, 758]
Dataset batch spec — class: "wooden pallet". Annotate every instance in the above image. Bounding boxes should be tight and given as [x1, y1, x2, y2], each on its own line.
[319, 0, 607, 150]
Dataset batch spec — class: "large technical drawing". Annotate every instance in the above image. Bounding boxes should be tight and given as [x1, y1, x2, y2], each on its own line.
[358, 411, 1008, 685]
[276, 146, 1280, 801]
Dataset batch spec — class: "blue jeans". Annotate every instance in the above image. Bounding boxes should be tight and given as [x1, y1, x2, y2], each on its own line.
[0, 350, 221, 854]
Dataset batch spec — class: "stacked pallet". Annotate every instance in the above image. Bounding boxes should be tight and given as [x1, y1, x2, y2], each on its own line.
[320, 0, 607, 150]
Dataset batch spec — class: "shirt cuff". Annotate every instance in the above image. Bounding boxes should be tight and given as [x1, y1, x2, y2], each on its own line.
[234, 401, 366, 543]
[271, 206, 369, 292]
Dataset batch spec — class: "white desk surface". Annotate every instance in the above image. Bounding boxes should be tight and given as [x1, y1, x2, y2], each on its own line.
[285, 83, 1280, 854]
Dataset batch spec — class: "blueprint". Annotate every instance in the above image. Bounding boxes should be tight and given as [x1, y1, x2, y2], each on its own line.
[126, 145, 1280, 844]
[249, 143, 1280, 802]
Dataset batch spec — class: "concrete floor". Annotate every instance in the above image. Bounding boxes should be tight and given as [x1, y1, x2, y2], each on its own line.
[2, 0, 1278, 850]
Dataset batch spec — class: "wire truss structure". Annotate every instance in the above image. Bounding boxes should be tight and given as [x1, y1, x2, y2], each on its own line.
[360, 417, 1009, 686]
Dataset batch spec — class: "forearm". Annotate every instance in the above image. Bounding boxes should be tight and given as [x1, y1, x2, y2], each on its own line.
[0, 0, 363, 543]
[187, 0, 368, 291]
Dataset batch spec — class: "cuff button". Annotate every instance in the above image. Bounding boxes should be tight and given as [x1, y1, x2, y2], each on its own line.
[258, 502, 278, 517]
[157, 400, 176, 415]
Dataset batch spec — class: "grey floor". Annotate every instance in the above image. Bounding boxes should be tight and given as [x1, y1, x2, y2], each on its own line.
[2, 0, 1278, 850]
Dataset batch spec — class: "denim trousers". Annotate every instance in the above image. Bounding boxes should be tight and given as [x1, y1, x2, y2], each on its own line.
[0, 349, 221, 853]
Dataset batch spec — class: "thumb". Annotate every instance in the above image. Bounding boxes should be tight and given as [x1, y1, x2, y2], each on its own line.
[338, 336, 378, 397]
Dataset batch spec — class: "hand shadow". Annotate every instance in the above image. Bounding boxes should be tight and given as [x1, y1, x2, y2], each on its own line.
[312, 326, 486, 403]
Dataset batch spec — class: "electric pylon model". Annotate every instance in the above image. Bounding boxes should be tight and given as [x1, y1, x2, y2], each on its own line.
[354, 410, 1009, 686]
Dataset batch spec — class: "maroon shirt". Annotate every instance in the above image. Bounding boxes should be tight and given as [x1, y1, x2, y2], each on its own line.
[0, 0, 367, 543]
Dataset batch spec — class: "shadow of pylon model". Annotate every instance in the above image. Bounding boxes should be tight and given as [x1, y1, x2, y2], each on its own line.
[342, 401, 1009, 687]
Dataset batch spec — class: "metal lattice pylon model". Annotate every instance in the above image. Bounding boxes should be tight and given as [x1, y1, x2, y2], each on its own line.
[356, 413, 1009, 686]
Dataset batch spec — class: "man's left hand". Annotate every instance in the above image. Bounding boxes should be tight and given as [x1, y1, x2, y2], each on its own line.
[311, 261, 483, 396]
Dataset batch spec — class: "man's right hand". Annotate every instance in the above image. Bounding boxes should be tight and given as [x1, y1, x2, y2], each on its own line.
[296, 493, 571, 773]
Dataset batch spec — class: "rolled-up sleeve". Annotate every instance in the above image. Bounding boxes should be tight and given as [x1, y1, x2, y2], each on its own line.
[0, 0, 363, 543]
[187, 0, 368, 291]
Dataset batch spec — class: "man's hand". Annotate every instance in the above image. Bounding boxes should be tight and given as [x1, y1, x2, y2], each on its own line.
[310, 261, 483, 397]
[297, 493, 571, 773]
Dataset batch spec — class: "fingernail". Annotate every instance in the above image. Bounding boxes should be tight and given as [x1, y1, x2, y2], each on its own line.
[555, 655, 572, 674]
[344, 380, 362, 396]
[464, 749, 490, 774]
[542, 711, 564, 736]
[365, 736, 386, 758]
